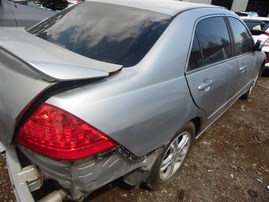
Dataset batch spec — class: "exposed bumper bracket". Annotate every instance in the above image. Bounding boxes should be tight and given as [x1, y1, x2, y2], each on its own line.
[6, 146, 41, 202]
[15, 164, 42, 192]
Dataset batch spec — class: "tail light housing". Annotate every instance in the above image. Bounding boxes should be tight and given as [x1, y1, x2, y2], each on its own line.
[17, 103, 118, 160]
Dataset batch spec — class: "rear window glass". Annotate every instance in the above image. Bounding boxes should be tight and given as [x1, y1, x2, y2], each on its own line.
[28, 2, 172, 67]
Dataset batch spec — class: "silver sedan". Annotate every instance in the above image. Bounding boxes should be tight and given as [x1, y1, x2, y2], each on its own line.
[0, 0, 266, 201]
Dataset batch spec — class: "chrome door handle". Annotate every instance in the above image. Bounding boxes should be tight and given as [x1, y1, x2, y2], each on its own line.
[198, 79, 213, 91]
[239, 65, 247, 72]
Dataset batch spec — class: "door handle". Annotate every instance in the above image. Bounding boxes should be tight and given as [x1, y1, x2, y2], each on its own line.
[198, 79, 213, 91]
[239, 64, 247, 72]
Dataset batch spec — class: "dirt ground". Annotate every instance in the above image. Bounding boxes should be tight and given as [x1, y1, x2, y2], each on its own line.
[0, 75, 268, 202]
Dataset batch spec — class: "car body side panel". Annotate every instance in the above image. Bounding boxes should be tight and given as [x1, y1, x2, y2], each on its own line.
[46, 11, 210, 156]
[46, 69, 204, 157]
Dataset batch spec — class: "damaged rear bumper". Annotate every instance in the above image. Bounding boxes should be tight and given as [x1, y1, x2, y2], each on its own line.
[5, 146, 66, 202]
[3, 145, 159, 201]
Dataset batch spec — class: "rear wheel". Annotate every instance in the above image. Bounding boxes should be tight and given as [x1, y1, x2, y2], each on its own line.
[145, 122, 195, 190]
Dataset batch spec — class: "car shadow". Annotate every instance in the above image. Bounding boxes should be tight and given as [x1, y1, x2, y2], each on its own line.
[262, 69, 269, 77]
[84, 178, 137, 201]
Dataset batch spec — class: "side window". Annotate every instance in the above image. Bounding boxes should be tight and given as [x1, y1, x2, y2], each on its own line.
[228, 17, 254, 56]
[188, 34, 203, 71]
[196, 17, 232, 66]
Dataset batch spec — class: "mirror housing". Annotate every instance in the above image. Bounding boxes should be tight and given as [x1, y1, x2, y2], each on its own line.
[254, 40, 263, 51]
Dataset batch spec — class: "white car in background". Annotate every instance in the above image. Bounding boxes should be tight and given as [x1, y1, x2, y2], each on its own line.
[241, 16, 269, 70]
[235, 11, 259, 17]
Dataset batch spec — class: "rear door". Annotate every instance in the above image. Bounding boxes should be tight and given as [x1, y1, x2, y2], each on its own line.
[186, 16, 238, 119]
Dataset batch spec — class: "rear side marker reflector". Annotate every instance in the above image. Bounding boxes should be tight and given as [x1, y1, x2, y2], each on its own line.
[17, 103, 118, 160]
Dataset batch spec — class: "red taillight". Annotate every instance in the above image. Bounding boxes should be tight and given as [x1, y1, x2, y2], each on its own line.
[17, 103, 118, 160]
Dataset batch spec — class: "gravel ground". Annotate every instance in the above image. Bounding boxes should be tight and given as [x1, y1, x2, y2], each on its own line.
[0, 75, 268, 202]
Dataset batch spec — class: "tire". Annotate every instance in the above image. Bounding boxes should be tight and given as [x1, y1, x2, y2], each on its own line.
[241, 73, 259, 100]
[145, 122, 195, 190]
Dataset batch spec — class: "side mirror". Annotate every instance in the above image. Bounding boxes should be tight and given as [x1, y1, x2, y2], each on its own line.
[254, 40, 263, 51]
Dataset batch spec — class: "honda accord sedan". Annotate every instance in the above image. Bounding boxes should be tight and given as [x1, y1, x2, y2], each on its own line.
[0, 0, 266, 201]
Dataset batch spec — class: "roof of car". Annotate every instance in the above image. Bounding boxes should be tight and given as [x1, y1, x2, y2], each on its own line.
[87, 0, 217, 16]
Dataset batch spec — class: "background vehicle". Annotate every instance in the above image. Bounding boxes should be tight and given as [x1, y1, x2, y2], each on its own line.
[241, 16, 269, 71]
[0, 0, 266, 201]
[235, 11, 259, 17]
[0, 0, 55, 28]
[39, 0, 68, 10]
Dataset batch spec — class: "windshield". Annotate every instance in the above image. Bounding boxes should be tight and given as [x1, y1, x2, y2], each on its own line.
[28, 2, 172, 67]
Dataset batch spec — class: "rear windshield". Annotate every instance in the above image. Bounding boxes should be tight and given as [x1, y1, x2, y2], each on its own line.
[28, 2, 172, 67]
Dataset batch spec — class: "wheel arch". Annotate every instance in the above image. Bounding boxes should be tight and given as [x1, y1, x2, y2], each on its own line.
[190, 117, 202, 137]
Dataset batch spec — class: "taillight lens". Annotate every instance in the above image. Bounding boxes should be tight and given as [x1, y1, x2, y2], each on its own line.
[17, 103, 118, 160]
